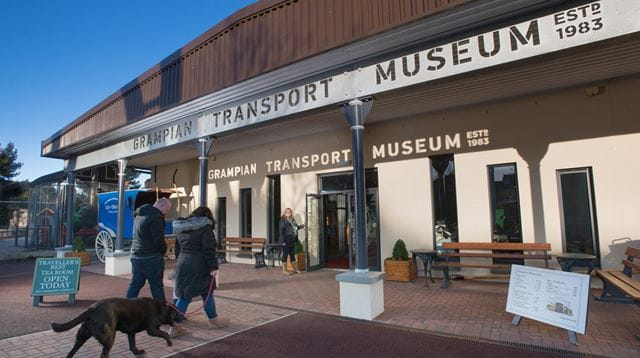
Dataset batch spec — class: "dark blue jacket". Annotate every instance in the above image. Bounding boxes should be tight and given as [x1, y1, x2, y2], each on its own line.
[131, 204, 167, 257]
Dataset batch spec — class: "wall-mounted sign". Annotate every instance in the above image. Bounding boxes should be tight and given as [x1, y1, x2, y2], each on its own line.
[207, 129, 491, 181]
[72, 0, 640, 170]
[31, 258, 82, 306]
[506, 265, 590, 334]
[132, 120, 194, 151]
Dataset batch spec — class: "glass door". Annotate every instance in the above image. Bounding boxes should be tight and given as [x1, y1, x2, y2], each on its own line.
[323, 193, 350, 269]
[347, 190, 381, 271]
[558, 168, 600, 262]
[305, 193, 322, 271]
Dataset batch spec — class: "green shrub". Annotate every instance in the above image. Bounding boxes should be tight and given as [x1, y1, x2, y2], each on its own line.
[391, 239, 409, 261]
[72, 236, 85, 253]
[295, 239, 304, 254]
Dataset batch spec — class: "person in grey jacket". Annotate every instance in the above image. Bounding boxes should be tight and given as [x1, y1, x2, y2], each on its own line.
[172, 206, 229, 330]
[125, 198, 171, 300]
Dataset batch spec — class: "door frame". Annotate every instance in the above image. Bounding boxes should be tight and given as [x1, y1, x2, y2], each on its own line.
[305, 193, 323, 271]
[316, 188, 381, 271]
[320, 192, 350, 267]
[556, 167, 600, 263]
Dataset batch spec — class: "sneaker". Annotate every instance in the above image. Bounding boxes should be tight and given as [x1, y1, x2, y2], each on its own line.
[168, 324, 188, 338]
[208, 317, 230, 328]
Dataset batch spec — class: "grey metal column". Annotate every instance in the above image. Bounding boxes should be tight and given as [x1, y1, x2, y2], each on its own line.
[342, 98, 373, 272]
[197, 137, 214, 208]
[115, 158, 128, 252]
[64, 171, 75, 248]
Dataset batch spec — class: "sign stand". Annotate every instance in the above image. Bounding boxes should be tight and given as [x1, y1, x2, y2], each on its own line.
[32, 292, 76, 306]
[511, 314, 578, 345]
[31, 258, 81, 307]
[506, 265, 590, 347]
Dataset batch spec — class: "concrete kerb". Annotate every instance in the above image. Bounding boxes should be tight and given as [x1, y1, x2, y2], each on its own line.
[212, 293, 606, 358]
[160, 311, 298, 358]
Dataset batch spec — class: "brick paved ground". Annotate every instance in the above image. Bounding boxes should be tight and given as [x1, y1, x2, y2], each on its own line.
[2, 260, 639, 357]
[204, 263, 640, 358]
[0, 296, 293, 358]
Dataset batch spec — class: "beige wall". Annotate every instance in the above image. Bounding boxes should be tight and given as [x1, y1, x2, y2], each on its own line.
[541, 135, 640, 268]
[455, 149, 534, 245]
[210, 176, 269, 264]
[155, 74, 640, 270]
[154, 159, 198, 219]
[377, 158, 432, 260]
[280, 171, 320, 244]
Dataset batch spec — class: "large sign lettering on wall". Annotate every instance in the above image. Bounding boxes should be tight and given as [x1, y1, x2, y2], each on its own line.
[73, 0, 640, 170]
[207, 129, 491, 181]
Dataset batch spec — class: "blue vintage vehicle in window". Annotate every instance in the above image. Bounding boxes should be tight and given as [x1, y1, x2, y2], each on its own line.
[95, 189, 173, 263]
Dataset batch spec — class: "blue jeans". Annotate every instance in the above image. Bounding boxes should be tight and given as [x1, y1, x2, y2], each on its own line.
[175, 294, 217, 320]
[125, 256, 166, 301]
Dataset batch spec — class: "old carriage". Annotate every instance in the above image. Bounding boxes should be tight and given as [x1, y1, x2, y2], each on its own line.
[95, 189, 173, 263]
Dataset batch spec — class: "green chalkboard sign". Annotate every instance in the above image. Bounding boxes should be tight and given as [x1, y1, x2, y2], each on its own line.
[31, 257, 81, 306]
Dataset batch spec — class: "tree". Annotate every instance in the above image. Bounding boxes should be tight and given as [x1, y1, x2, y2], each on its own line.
[0, 142, 22, 181]
[125, 168, 141, 189]
[0, 142, 25, 227]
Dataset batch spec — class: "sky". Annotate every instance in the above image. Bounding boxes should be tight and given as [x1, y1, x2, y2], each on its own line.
[0, 0, 255, 181]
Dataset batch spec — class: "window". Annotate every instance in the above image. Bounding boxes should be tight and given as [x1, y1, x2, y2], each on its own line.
[319, 169, 378, 192]
[488, 164, 522, 243]
[77, 169, 93, 179]
[216, 197, 226, 243]
[431, 154, 459, 251]
[267, 175, 281, 244]
[558, 168, 599, 261]
[105, 164, 117, 180]
[240, 188, 252, 237]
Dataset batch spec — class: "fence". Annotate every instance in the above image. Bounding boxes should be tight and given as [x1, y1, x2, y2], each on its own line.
[24, 180, 117, 250]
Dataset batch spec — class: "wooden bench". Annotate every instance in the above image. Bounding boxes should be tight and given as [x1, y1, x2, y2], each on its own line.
[76, 228, 98, 238]
[595, 247, 640, 304]
[217, 237, 267, 268]
[435, 242, 552, 288]
[0, 229, 12, 239]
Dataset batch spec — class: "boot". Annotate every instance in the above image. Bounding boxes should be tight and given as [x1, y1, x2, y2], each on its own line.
[282, 262, 292, 275]
[291, 261, 301, 274]
[209, 317, 230, 328]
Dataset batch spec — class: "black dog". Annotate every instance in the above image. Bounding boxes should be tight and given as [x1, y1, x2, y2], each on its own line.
[51, 297, 179, 358]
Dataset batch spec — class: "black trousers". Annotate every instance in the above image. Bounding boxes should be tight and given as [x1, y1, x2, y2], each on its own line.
[281, 245, 296, 263]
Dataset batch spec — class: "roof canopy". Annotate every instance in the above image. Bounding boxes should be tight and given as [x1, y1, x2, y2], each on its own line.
[42, 0, 467, 157]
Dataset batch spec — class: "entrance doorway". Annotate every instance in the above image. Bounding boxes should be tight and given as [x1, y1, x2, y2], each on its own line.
[322, 193, 349, 269]
[305, 170, 380, 271]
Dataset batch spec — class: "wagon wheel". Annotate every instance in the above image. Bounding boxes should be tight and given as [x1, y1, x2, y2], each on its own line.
[95, 231, 114, 263]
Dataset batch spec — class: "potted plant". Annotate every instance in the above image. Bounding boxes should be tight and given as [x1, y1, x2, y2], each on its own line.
[286, 240, 306, 272]
[65, 236, 91, 266]
[384, 239, 416, 282]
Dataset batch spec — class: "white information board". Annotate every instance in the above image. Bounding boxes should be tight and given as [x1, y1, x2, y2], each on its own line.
[506, 265, 590, 334]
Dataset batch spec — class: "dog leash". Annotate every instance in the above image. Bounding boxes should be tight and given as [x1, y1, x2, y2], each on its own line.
[167, 273, 216, 317]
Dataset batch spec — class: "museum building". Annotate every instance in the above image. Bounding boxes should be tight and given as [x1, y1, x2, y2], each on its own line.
[42, 0, 640, 275]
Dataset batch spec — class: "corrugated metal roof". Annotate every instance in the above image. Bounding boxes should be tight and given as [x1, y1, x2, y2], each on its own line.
[43, 0, 469, 153]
